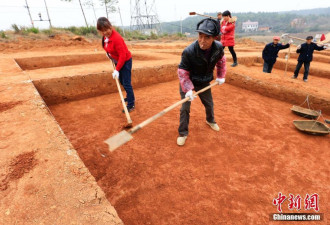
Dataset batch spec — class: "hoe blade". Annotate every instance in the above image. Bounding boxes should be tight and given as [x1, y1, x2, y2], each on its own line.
[104, 130, 133, 152]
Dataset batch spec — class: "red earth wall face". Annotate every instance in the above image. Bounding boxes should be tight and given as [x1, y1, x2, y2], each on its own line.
[226, 71, 330, 114]
[33, 64, 178, 105]
[32, 54, 330, 113]
[15, 53, 162, 70]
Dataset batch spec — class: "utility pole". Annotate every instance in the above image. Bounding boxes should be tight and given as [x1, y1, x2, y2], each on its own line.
[25, 0, 34, 27]
[78, 0, 88, 27]
[118, 6, 126, 37]
[43, 0, 52, 28]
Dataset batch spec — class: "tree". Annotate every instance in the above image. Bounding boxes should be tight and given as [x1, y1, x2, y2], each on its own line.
[62, 0, 89, 27]
[99, 0, 118, 19]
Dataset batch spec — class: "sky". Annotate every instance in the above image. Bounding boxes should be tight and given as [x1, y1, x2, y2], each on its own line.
[0, 0, 329, 30]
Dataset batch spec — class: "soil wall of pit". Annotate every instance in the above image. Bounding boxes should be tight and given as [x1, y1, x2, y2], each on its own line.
[227, 56, 330, 79]
[33, 64, 177, 105]
[15, 53, 161, 70]
[33, 62, 330, 114]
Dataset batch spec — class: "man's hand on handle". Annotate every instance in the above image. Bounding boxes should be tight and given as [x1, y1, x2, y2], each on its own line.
[216, 78, 225, 85]
[185, 90, 196, 101]
[112, 70, 119, 79]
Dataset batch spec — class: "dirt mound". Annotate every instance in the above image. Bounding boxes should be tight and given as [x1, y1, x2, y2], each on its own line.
[0, 151, 37, 191]
[237, 38, 258, 45]
[0, 36, 99, 53]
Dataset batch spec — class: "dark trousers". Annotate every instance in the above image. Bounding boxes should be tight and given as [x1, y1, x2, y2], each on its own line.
[178, 83, 215, 136]
[223, 46, 237, 63]
[294, 61, 310, 80]
[118, 58, 135, 107]
[263, 61, 274, 73]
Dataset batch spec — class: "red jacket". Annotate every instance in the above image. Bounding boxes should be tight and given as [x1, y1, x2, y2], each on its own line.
[221, 20, 236, 47]
[103, 29, 132, 71]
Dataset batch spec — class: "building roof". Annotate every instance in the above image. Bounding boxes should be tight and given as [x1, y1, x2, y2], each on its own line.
[242, 20, 258, 25]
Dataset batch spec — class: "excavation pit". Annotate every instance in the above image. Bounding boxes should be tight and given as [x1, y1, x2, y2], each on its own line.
[25, 51, 329, 224]
[45, 80, 329, 224]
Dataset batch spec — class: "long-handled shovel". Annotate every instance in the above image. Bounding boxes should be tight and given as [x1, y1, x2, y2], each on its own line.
[282, 33, 330, 48]
[107, 55, 133, 128]
[284, 44, 291, 76]
[189, 12, 217, 20]
[105, 82, 219, 151]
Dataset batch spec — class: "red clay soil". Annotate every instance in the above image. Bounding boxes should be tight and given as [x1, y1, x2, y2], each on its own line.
[50, 80, 330, 225]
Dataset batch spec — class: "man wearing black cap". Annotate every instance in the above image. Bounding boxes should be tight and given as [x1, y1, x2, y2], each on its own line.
[177, 18, 226, 146]
[292, 36, 327, 82]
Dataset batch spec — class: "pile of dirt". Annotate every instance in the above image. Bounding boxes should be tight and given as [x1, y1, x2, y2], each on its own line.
[0, 151, 37, 191]
[237, 37, 259, 45]
[0, 35, 99, 53]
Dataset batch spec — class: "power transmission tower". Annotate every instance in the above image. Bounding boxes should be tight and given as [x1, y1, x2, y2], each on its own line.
[130, 0, 161, 34]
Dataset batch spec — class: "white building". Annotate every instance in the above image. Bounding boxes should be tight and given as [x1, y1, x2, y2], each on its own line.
[242, 20, 259, 32]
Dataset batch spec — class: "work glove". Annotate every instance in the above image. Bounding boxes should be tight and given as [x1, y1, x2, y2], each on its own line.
[297, 45, 301, 49]
[216, 78, 225, 85]
[112, 70, 119, 79]
[185, 90, 196, 101]
[288, 39, 293, 44]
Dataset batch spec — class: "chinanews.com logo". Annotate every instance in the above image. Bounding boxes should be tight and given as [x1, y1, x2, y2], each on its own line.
[270, 192, 324, 221]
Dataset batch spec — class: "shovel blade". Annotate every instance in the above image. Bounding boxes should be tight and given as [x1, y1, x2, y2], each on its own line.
[104, 130, 133, 152]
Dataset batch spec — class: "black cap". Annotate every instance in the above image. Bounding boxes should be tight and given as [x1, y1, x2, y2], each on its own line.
[196, 18, 220, 36]
[306, 36, 313, 40]
[222, 10, 231, 18]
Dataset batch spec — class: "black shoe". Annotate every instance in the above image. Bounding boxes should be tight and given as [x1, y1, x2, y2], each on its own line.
[231, 62, 238, 67]
[291, 75, 297, 79]
[122, 105, 135, 113]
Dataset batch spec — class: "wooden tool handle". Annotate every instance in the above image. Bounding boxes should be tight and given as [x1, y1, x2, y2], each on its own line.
[129, 82, 219, 134]
[284, 45, 291, 76]
[111, 60, 132, 124]
[196, 13, 218, 20]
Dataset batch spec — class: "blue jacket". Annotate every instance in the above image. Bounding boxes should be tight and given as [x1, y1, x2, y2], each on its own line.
[297, 43, 325, 62]
[262, 43, 290, 63]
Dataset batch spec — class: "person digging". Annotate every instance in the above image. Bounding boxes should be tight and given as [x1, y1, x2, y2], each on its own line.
[262, 36, 293, 73]
[97, 17, 135, 112]
[292, 36, 327, 82]
[177, 18, 227, 146]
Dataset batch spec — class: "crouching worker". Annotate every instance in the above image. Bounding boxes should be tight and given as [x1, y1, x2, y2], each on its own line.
[177, 18, 226, 146]
[97, 17, 135, 112]
[292, 36, 327, 82]
[262, 36, 292, 73]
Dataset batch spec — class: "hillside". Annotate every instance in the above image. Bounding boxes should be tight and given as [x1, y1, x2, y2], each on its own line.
[160, 7, 330, 34]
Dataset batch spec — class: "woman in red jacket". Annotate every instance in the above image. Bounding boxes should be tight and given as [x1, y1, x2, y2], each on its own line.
[221, 10, 238, 67]
[97, 17, 135, 112]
